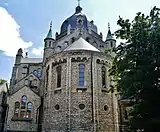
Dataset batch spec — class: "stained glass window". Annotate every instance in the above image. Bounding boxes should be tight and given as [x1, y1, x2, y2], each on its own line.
[21, 95, 27, 109]
[79, 64, 85, 87]
[14, 102, 20, 117]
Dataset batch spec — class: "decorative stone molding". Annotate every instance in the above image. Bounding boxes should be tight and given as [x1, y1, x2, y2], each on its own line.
[52, 58, 67, 67]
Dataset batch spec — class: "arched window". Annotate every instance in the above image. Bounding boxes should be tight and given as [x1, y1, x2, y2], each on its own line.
[49, 41, 52, 47]
[29, 75, 33, 87]
[86, 37, 90, 43]
[111, 41, 113, 47]
[102, 66, 106, 88]
[21, 95, 27, 109]
[24, 79, 28, 86]
[93, 41, 97, 47]
[56, 65, 62, 88]
[13, 96, 33, 119]
[14, 102, 20, 117]
[124, 110, 128, 120]
[46, 65, 49, 88]
[33, 79, 37, 87]
[71, 37, 76, 43]
[79, 64, 85, 87]
[20, 95, 27, 118]
[33, 70, 37, 76]
[37, 68, 42, 78]
[26, 102, 32, 118]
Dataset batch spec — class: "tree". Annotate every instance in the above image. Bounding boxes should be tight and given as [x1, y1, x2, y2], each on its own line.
[110, 6, 160, 132]
[0, 79, 7, 85]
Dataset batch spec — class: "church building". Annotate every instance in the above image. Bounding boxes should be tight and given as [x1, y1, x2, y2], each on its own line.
[6, 3, 121, 132]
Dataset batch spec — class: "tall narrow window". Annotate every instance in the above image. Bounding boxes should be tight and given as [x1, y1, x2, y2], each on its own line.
[102, 66, 106, 88]
[37, 68, 41, 78]
[21, 95, 27, 109]
[33, 79, 37, 87]
[79, 64, 85, 87]
[29, 75, 33, 87]
[124, 110, 128, 120]
[14, 102, 20, 117]
[20, 95, 27, 118]
[46, 66, 49, 88]
[33, 70, 37, 76]
[56, 65, 62, 88]
[26, 102, 32, 118]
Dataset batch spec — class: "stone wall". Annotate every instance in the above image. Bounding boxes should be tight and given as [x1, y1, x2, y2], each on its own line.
[7, 86, 40, 132]
[42, 51, 119, 132]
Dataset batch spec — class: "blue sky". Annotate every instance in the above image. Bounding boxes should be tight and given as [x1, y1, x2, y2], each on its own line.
[0, 0, 159, 82]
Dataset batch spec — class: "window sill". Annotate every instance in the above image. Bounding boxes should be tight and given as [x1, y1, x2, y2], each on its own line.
[11, 117, 33, 121]
[77, 86, 87, 90]
[54, 88, 62, 94]
[55, 87, 62, 91]
[101, 88, 109, 92]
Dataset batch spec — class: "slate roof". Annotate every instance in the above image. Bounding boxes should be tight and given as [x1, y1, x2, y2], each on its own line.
[21, 58, 43, 64]
[64, 37, 100, 52]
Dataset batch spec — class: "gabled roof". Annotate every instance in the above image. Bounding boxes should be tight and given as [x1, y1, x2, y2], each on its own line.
[64, 37, 100, 52]
[21, 58, 43, 64]
[8, 73, 40, 96]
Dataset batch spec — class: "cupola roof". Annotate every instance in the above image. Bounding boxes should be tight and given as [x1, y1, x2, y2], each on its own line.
[60, 5, 98, 34]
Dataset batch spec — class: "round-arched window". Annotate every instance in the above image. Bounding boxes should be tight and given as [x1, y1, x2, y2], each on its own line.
[79, 104, 85, 110]
[37, 68, 41, 77]
[104, 105, 108, 111]
[55, 105, 60, 110]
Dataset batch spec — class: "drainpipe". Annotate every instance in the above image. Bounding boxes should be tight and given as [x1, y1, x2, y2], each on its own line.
[90, 52, 95, 132]
[3, 104, 9, 132]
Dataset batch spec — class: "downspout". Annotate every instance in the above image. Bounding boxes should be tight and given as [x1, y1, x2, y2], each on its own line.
[91, 52, 95, 132]
[37, 97, 44, 132]
[3, 104, 9, 132]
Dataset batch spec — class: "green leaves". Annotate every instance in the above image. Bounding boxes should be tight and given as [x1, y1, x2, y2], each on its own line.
[0, 79, 7, 85]
[110, 6, 160, 132]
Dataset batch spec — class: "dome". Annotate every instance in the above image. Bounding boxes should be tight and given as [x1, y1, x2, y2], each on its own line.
[60, 6, 98, 33]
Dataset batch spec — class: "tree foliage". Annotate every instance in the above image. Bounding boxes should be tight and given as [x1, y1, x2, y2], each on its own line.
[110, 6, 160, 132]
[0, 79, 7, 85]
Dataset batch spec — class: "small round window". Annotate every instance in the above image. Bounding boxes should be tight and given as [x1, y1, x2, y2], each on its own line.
[104, 105, 108, 111]
[55, 105, 60, 110]
[79, 104, 85, 110]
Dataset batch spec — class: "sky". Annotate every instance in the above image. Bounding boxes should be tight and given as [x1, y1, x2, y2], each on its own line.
[0, 0, 159, 82]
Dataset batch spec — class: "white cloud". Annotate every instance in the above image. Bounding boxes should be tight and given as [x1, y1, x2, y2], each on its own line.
[31, 47, 43, 56]
[4, 3, 9, 7]
[0, 7, 33, 56]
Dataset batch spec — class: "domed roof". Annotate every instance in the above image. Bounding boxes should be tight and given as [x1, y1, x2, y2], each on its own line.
[60, 6, 98, 33]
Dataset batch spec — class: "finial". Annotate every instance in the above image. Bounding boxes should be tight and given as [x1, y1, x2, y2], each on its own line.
[108, 22, 110, 30]
[78, 0, 81, 6]
[50, 21, 52, 29]
[25, 52, 28, 58]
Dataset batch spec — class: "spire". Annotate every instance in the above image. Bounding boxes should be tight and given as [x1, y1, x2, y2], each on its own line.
[78, 0, 81, 6]
[75, 0, 82, 13]
[106, 22, 114, 40]
[46, 21, 53, 39]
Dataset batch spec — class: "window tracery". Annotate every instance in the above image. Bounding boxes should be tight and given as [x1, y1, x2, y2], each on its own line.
[13, 95, 32, 120]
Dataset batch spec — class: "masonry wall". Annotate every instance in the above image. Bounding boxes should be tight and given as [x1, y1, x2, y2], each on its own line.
[7, 86, 40, 132]
[42, 51, 119, 132]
